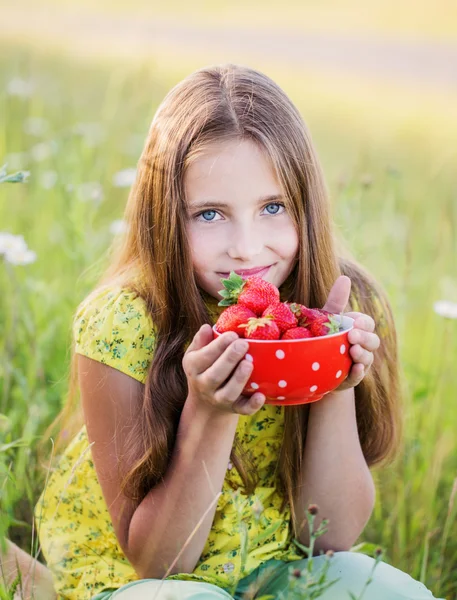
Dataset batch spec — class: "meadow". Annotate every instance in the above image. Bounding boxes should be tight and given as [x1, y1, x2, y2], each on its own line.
[0, 37, 457, 599]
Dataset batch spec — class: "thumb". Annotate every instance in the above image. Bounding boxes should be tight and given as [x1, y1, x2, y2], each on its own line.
[186, 323, 213, 353]
[322, 276, 352, 314]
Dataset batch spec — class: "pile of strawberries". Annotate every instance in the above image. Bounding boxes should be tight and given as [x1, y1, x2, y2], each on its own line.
[215, 272, 342, 340]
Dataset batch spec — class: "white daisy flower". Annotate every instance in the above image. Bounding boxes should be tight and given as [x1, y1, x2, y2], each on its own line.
[78, 182, 104, 203]
[30, 141, 58, 162]
[434, 300, 457, 320]
[109, 219, 129, 235]
[23, 117, 49, 136]
[0, 232, 28, 255]
[5, 247, 37, 266]
[6, 78, 35, 98]
[39, 170, 58, 189]
[113, 168, 137, 188]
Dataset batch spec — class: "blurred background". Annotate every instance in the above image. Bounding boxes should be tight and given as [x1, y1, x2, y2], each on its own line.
[1, 0, 457, 598]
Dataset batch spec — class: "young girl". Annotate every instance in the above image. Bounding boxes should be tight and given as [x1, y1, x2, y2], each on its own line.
[32, 64, 442, 600]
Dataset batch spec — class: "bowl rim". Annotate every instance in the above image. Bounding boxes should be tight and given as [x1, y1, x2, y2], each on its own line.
[212, 315, 354, 343]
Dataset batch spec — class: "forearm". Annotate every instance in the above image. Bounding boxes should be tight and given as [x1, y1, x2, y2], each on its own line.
[127, 397, 239, 579]
[0, 539, 56, 600]
[294, 388, 375, 552]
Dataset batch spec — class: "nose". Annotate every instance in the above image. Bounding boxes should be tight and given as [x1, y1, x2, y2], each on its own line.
[227, 222, 263, 261]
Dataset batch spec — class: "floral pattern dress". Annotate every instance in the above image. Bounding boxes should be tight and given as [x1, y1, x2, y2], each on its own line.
[34, 278, 388, 599]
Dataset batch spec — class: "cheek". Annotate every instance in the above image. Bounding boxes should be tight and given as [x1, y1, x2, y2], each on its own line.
[187, 226, 217, 269]
[274, 221, 299, 258]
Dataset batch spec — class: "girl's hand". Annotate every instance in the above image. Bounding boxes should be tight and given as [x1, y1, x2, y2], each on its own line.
[182, 325, 265, 416]
[322, 276, 380, 391]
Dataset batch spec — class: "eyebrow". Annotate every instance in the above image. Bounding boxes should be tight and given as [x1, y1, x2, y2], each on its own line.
[188, 194, 284, 211]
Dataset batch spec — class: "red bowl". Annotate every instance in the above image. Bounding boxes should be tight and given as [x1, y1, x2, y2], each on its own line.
[212, 315, 354, 406]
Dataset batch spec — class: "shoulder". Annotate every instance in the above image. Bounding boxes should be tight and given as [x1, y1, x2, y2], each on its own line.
[73, 286, 156, 383]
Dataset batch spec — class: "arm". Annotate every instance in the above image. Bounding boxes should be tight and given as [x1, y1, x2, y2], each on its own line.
[293, 388, 375, 552]
[0, 539, 56, 600]
[127, 396, 240, 577]
[79, 355, 239, 580]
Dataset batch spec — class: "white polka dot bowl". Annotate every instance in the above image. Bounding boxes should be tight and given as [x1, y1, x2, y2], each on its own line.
[213, 315, 354, 405]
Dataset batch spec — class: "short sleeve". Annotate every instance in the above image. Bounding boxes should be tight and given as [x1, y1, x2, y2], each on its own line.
[73, 287, 156, 383]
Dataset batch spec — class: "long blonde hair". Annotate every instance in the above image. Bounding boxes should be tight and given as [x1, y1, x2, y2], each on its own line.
[41, 64, 401, 538]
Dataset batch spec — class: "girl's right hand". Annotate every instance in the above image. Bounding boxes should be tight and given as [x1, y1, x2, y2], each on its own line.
[182, 324, 266, 416]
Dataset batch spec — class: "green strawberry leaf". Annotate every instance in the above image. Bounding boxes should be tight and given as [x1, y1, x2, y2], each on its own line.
[218, 299, 236, 307]
[218, 271, 246, 305]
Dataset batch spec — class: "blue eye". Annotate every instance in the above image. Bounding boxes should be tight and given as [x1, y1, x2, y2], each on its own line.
[200, 210, 217, 222]
[264, 203, 282, 215]
[194, 202, 285, 223]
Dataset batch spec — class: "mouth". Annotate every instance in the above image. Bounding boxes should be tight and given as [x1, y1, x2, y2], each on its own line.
[217, 265, 273, 280]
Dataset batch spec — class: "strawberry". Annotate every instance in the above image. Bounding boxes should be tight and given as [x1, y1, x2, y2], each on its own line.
[262, 302, 297, 333]
[289, 304, 332, 328]
[218, 271, 280, 316]
[307, 313, 341, 337]
[281, 327, 313, 340]
[239, 316, 280, 340]
[215, 305, 257, 337]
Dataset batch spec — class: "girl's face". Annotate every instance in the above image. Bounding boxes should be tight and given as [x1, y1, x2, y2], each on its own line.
[184, 138, 299, 299]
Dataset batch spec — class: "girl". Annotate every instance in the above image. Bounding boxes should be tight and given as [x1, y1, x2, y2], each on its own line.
[33, 64, 441, 600]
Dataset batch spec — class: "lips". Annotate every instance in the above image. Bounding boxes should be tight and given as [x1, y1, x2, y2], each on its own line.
[218, 265, 272, 279]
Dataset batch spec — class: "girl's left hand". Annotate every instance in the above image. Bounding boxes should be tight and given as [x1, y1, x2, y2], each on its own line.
[322, 275, 380, 391]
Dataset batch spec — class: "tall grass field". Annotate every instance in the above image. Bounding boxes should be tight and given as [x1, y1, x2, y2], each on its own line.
[0, 41, 456, 598]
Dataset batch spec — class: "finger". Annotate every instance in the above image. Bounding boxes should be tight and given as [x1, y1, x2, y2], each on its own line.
[212, 357, 253, 404]
[349, 344, 373, 368]
[185, 324, 214, 353]
[349, 362, 366, 384]
[232, 393, 266, 416]
[348, 329, 380, 351]
[186, 331, 239, 376]
[345, 312, 375, 332]
[322, 276, 352, 314]
[199, 338, 250, 386]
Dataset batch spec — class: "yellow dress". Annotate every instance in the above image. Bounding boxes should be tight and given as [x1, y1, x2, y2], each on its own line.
[34, 281, 388, 600]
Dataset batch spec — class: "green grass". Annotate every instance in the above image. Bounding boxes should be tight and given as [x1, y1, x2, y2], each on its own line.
[0, 41, 456, 599]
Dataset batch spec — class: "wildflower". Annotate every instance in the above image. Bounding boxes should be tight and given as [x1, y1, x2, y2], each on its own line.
[6, 78, 35, 98]
[0, 165, 30, 184]
[40, 170, 58, 189]
[375, 547, 383, 557]
[30, 141, 58, 162]
[109, 219, 129, 235]
[433, 300, 457, 319]
[5, 247, 37, 266]
[0, 232, 27, 255]
[113, 168, 137, 188]
[78, 182, 104, 203]
[23, 117, 49, 136]
[308, 504, 319, 516]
